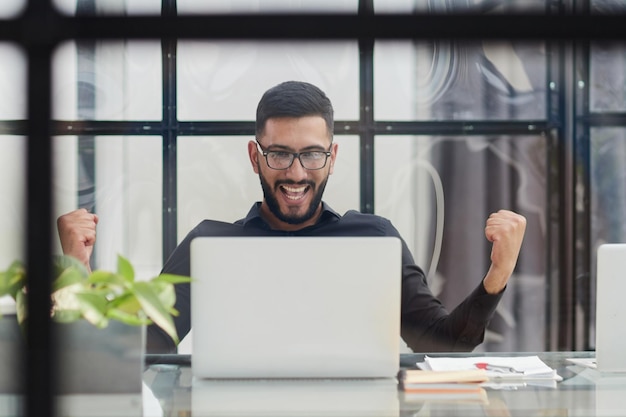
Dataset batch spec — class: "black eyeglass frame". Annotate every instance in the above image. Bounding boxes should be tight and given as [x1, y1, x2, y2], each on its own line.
[255, 139, 333, 170]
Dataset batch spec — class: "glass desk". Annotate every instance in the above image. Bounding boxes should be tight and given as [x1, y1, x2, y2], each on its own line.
[3, 351, 625, 416]
[140, 351, 626, 417]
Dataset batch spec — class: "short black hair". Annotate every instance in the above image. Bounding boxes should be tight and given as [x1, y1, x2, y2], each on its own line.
[256, 81, 334, 140]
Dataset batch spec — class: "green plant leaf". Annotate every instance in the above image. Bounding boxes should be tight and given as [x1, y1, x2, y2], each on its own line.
[52, 309, 83, 323]
[149, 281, 176, 311]
[2, 254, 191, 345]
[108, 291, 142, 315]
[152, 273, 193, 285]
[15, 288, 27, 326]
[0, 271, 6, 297]
[53, 266, 86, 293]
[53, 255, 88, 278]
[74, 292, 109, 328]
[116, 255, 135, 283]
[2, 260, 26, 300]
[106, 308, 151, 326]
[87, 270, 127, 287]
[133, 281, 179, 344]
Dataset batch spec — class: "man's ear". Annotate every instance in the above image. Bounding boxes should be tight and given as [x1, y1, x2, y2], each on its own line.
[248, 140, 260, 174]
[328, 142, 338, 175]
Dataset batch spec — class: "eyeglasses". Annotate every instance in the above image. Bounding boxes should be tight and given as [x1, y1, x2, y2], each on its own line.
[255, 140, 332, 170]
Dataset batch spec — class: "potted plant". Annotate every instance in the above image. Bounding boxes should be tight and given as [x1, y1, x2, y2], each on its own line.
[0, 254, 191, 397]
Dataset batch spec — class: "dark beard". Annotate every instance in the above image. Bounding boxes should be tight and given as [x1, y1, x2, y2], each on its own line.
[259, 172, 328, 225]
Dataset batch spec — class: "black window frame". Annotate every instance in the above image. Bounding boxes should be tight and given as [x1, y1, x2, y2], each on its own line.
[2, 1, 626, 416]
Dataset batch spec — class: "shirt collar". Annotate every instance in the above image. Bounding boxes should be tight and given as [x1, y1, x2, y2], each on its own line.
[239, 201, 341, 229]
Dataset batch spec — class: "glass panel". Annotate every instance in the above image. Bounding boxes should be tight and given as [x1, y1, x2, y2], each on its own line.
[590, 127, 626, 348]
[592, 0, 626, 13]
[177, 0, 357, 14]
[0, 0, 24, 18]
[53, 40, 161, 120]
[375, 40, 547, 121]
[177, 41, 359, 121]
[177, 135, 359, 242]
[591, 128, 626, 245]
[590, 42, 626, 112]
[0, 43, 25, 403]
[375, 0, 548, 13]
[0, 43, 26, 284]
[375, 134, 548, 352]
[0, 44, 26, 120]
[0, 134, 25, 402]
[0, 136, 26, 288]
[53, 136, 163, 279]
[54, 0, 161, 15]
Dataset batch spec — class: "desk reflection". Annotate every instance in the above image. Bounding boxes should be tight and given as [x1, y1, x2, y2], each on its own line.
[563, 367, 626, 416]
[191, 378, 400, 417]
[141, 352, 626, 417]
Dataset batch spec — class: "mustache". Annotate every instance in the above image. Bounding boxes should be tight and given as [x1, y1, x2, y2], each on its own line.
[275, 179, 316, 188]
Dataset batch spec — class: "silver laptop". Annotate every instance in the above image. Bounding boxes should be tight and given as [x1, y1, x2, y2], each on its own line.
[596, 243, 626, 372]
[190, 236, 402, 379]
[191, 378, 400, 417]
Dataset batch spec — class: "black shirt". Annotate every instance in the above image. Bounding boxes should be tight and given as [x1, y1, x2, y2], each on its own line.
[147, 201, 504, 353]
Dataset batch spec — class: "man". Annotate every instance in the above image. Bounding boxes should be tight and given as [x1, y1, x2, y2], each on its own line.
[58, 80, 526, 354]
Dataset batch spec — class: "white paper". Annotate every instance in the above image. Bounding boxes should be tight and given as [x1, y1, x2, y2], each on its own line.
[419, 355, 562, 382]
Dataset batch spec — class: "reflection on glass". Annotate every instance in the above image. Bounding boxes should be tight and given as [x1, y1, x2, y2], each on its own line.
[192, 379, 399, 417]
[53, 40, 161, 120]
[375, 134, 548, 352]
[54, 0, 160, 15]
[0, 44, 26, 120]
[177, 0, 357, 14]
[592, 0, 626, 13]
[0, 136, 26, 266]
[590, 127, 626, 349]
[591, 43, 626, 112]
[0, 44, 26, 344]
[177, 41, 359, 121]
[591, 128, 626, 246]
[53, 136, 162, 277]
[0, 42, 25, 414]
[375, 0, 547, 13]
[375, 40, 547, 121]
[0, 135, 25, 412]
[0, 0, 24, 18]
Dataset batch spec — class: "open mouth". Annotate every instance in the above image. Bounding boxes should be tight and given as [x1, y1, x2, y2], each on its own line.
[280, 184, 309, 201]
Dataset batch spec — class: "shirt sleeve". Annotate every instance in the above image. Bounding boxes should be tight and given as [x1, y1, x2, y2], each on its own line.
[384, 220, 505, 352]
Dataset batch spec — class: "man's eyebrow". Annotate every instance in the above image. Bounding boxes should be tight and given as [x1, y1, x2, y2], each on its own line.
[266, 144, 328, 152]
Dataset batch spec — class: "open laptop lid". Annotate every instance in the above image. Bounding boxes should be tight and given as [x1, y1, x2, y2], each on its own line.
[190, 236, 402, 379]
[596, 243, 626, 373]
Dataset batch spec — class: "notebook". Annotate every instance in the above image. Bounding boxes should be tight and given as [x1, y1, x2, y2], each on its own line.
[595, 243, 626, 373]
[189, 236, 402, 379]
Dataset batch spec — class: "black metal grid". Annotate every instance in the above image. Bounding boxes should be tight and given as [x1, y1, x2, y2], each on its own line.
[1, 1, 626, 416]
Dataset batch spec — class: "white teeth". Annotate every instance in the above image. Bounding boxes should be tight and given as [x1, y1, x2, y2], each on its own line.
[281, 185, 307, 200]
[282, 185, 306, 193]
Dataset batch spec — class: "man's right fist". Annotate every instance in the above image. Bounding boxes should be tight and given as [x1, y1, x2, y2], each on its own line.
[57, 208, 98, 271]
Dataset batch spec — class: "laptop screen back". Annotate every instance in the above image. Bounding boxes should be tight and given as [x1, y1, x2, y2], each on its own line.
[596, 243, 626, 372]
[190, 236, 402, 379]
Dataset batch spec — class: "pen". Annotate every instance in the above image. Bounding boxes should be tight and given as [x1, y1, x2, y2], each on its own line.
[474, 362, 521, 373]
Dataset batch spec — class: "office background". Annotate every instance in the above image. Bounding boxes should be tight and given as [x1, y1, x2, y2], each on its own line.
[0, 0, 625, 369]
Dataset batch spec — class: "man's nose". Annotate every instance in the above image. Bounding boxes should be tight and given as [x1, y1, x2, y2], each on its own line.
[285, 156, 308, 177]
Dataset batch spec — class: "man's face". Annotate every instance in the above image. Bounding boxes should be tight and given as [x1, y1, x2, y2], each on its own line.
[248, 116, 337, 230]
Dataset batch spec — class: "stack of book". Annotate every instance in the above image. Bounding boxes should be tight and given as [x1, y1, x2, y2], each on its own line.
[398, 355, 563, 405]
[397, 368, 489, 404]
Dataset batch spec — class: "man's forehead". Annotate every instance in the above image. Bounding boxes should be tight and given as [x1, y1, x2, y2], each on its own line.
[260, 117, 332, 147]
